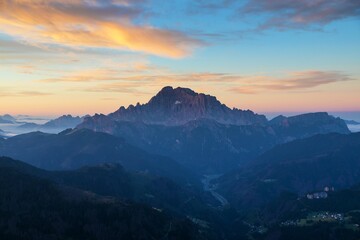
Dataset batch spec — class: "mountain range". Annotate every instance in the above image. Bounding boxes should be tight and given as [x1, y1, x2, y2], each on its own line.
[78, 87, 350, 173]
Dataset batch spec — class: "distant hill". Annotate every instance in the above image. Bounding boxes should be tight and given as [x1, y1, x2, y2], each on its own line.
[43, 114, 84, 128]
[0, 114, 16, 121]
[0, 114, 16, 124]
[269, 112, 350, 140]
[17, 114, 85, 132]
[0, 157, 204, 240]
[17, 122, 39, 129]
[216, 132, 360, 209]
[344, 119, 360, 125]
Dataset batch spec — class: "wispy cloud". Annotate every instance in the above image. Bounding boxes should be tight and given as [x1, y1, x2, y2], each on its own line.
[229, 71, 352, 94]
[37, 69, 241, 84]
[0, 0, 202, 58]
[240, 0, 360, 30]
[84, 82, 150, 95]
[44, 68, 352, 96]
[0, 90, 51, 98]
[39, 69, 125, 82]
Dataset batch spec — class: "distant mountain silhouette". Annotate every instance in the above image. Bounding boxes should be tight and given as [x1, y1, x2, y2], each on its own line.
[0, 114, 16, 121]
[0, 114, 16, 124]
[18, 114, 85, 132]
[42, 114, 84, 128]
[269, 112, 350, 141]
[344, 119, 360, 125]
[216, 132, 360, 209]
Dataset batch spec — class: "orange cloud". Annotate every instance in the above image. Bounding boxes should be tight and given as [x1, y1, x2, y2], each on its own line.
[0, 0, 201, 58]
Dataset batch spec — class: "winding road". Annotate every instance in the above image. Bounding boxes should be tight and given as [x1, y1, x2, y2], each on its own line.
[202, 175, 229, 207]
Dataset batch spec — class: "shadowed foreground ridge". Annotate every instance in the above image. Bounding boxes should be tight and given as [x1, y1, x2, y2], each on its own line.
[0, 157, 205, 240]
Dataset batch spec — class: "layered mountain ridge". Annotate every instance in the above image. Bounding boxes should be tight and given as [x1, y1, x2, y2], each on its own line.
[81, 86, 349, 132]
[18, 114, 85, 132]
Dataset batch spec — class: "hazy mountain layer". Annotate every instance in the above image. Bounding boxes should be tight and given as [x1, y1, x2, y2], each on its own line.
[0, 128, 198, 186]
[17, 114, 84, 132]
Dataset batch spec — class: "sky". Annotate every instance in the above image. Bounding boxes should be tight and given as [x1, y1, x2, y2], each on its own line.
[0, 0, 359, 116]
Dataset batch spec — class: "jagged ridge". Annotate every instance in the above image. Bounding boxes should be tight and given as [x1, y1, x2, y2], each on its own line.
[109, 86, 267, 126]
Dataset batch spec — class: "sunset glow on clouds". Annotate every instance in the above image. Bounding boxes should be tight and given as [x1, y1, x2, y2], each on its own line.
[0, 0, 200, 57]
[0, 0, 359, 115]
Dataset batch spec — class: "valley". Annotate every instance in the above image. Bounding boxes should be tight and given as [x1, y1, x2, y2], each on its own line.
[202, 175, 229, 207]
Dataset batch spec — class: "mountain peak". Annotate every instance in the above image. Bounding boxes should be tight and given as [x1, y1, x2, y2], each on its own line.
[157, 86, 196, 94]
[108, 86, 267, 126]
[0, 114, 16, 124]
[149, 86, 208, 105]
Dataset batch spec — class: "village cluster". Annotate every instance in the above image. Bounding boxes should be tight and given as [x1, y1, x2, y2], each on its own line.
[306, 186, 335, 200]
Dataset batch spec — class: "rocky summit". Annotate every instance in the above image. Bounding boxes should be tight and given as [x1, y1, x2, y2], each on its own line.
[108, 86, 267, 126]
